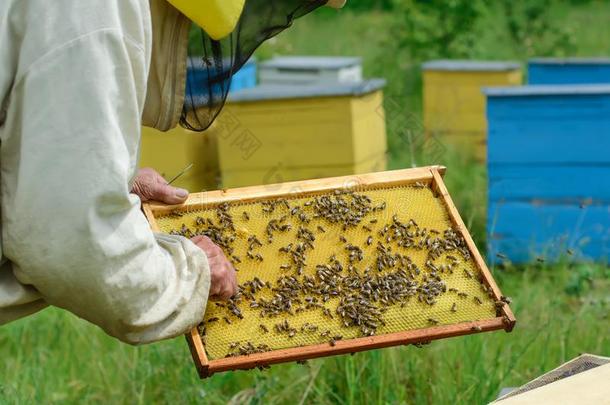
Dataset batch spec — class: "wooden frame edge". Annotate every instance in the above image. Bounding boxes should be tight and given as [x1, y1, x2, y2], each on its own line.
[430, 168, 516, 330]
[186, 328, 211, 378]
[145, 166, 447, 214]
[197, 317, 505, 376]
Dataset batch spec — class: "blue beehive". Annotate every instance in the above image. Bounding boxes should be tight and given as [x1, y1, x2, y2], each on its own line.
[186, 57, 257, 99]
[528, 58, 610, 85]
[485, 84, 610, 263]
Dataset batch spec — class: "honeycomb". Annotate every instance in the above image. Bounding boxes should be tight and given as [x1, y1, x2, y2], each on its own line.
[154, 183, 497, 360]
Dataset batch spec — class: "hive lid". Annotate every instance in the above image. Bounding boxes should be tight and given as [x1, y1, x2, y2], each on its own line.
[227, 78, 386, 102]
[529, 57, 610, 65]
[261, 56, 362, 70]
[422, 60, 521, 72]
[483, 84, 610, 97]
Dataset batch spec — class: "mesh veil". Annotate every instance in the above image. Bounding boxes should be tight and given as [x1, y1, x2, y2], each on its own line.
[180, 0, 327, 131]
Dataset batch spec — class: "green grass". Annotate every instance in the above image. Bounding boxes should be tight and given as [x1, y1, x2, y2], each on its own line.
[3, 3, 610, 404]
[1, 264, 607, 404]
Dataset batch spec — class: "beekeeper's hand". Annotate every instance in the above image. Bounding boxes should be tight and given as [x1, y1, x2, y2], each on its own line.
[131, 167, 189, 204]
[191, 235, 237, 301]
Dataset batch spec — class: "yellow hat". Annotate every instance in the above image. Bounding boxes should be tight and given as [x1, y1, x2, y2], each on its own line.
[167, 0, 245, 40]
[168, 0, 346, 40]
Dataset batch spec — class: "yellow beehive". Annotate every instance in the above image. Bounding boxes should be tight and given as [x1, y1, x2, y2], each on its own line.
[423, 60, 522, 160]
[140, 125, 220, 193]
[215, 80, 388, 188]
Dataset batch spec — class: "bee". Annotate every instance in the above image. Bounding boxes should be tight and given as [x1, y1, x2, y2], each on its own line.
[496, 253, 508, 260]
[320, 330, 331, 338]
[451, 302, 457, 312]
[207, 317, 219, 323]
[363, 225, 372, 232]
[458, 292, 468, 298]
[254, 253, 263, 261]
[229, 342, 240, 349]
[223, 317, 232, 324]
[471, 326, 482, 332]
[500, 295, 512, 305]
[231, 255, 241, 263]
[567, 249, 574, 255]
[536, 257, 545, 263]
[242, 211, 250, 221]
[280, 264, 291, 270]
[340, 236, 347, 243]
[279, 243, 293, 253]
[428, 318, 439, 325]
[414, 181, 426, 189]
[474, 297, 483, 305]
[329, 338, 336, 347]
[317, 225, 326, 233]
[367, 236, 373, 246]
[369, 219, 378, 224]
[463, 269, 473, 279]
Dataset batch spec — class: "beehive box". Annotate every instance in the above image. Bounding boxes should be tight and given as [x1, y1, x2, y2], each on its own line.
[422, 60, 522, 161]
[215, 79, 388, 188]
[186, 57, 257, 98]
[144, 166, 515, 377]
[528, 58, 610, 85]
[259, 56, 362, 86]
[485, 85, 610, 264]
[140, 125, 220, 193]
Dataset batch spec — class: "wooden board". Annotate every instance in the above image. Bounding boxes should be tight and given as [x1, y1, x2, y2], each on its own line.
[220, 153, 387, 189]
[488, 201, 610, 263]
[216, 91, 386, 171]
[487, 91, 610, 165]
[489, 165, 610, 202]
[424, 69, 522, 134]
[528, 59, 610, 85]
[144, 166, 515, 378]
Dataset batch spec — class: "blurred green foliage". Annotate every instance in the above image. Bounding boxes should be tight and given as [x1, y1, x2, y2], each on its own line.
[392, 0, 485, 60]
[389, 0, 576, 61]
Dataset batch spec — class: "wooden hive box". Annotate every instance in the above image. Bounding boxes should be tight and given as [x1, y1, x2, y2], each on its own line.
[259, 56, 362, 86]
[528, 58, 610, 85]
[144, 166, 515, 378]
[485, 84, 610, 264]
[140, 126, 220, 193]
[215, 79, 388, 188]
[187, 57, 257, 96]
[422, 60, 522, 161]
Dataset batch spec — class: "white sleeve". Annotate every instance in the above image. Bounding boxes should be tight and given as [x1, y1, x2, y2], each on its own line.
[1, 26, 210, 344]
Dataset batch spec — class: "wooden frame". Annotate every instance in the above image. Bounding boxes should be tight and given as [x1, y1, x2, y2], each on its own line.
[143, 166, 516, 378]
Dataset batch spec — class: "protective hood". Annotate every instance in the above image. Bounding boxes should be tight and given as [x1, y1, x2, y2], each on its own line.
[180, 0, 330, 132]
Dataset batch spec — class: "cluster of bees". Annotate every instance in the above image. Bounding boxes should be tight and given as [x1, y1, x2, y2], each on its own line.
[169, 187, 505, 358]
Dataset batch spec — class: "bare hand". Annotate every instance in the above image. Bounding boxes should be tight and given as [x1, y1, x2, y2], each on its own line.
[131, 167, 189, 205]
[191, 235, 237, 301]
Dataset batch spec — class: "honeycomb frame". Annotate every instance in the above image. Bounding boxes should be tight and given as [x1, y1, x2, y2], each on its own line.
[143, 166, 516, 378]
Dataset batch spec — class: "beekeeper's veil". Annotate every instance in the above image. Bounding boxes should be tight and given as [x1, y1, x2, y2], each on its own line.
[168, 0, 345, 132]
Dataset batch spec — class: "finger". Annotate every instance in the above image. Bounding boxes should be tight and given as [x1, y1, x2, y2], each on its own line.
[196, 236, 223, 257]
[190, 235, 205, 244]
[150, 182, 189, 204]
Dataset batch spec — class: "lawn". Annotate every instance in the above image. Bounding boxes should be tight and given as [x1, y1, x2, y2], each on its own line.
[2, 3, 610, 404]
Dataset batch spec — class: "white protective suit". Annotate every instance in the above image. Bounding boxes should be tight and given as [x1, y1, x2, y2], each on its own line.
[0, 0, 212, 344]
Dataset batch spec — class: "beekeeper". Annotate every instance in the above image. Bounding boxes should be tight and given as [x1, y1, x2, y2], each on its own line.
[0, 0, 345, 344]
